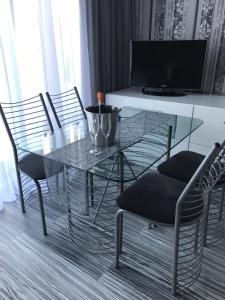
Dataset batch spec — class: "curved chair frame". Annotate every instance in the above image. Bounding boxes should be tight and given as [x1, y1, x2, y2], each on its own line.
[115, 143, 225, 295]
[46, 87, 86, 128]
[46, 87, 95, 204]
[204, 142, 225, 245]
[0, 94, 54, 235]
[205, 183, 225, 245]
[157, 143, 225, 246]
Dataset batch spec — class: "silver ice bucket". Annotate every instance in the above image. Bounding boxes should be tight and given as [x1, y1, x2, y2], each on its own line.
[85, 105, 120, 147]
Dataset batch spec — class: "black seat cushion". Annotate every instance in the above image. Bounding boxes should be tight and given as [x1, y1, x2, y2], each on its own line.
[158, 150, 225, 186]
[117, 172, 194, 225]
[157, 151, 205, 183]
[18, 153, 46, 180]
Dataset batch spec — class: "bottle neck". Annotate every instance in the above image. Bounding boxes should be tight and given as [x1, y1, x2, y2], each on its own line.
[97, 92, 104, 113]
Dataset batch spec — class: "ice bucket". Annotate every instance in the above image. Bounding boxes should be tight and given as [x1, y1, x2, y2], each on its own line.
[85, 105, 120, 147]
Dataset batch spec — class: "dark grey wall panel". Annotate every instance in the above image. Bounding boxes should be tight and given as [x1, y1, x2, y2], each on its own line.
[135, 0, 153, 40]
[213, 18, 225, 94]
[83, 0, 225, 96]
[137, 0, 225, 95]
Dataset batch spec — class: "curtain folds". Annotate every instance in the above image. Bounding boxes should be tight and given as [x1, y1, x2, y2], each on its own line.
[0, 0, 83, 209]
[80, 0, 138, 102]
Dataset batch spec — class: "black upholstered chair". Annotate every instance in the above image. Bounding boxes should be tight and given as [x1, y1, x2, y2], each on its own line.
[115, 143, 225, 295]
[158, 150, 205, 183]
[157, 149, 225, 245]
[0, 94, 57, 236]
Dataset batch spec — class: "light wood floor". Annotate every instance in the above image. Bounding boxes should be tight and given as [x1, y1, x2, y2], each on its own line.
[0, 197, 225, 300]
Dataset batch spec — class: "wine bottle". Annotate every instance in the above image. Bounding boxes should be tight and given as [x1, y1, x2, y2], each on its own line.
[97, 91, 104, 113]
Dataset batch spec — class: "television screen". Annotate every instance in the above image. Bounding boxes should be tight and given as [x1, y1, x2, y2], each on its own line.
[130, 40, 207, 90]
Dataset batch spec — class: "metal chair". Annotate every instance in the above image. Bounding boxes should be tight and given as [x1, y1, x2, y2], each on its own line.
[46, 87, 95, 203]
[157, 148, 225, 245]
[46, 87, 86, 128]
[115, 142, 225, 295]
[0, 94, 56, 236]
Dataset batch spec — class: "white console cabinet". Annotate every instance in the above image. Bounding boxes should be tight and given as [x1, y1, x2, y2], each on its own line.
[106, 87, 225, 155]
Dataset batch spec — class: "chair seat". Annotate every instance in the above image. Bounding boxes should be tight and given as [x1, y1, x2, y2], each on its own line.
[117, 172, 188, 225]
[157, 151, 225, 186]
[18, 153, 46, 180]
[157, 151, 205, 183]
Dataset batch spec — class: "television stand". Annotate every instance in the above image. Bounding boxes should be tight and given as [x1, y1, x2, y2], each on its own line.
[142, 87, 185, 97]
[106, 87, 225, 155]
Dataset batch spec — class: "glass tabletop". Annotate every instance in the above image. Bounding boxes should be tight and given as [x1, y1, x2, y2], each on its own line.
[19, 107, 203, 176]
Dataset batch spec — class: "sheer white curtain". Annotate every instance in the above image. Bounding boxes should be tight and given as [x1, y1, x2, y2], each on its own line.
[0, 0, 86, 210]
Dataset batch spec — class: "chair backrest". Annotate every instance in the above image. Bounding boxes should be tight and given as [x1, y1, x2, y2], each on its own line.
[176, 142, 225, 224]
[0, 93, 54, 161]
[172, 141, 225, 294]
[46, 87, 86, 128]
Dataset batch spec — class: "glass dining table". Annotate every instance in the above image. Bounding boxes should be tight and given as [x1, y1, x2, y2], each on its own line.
[19, 107, 203, 253]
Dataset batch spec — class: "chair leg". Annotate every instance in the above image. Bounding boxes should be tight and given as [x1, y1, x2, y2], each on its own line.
[85, 172, 90, 214]
[203, 191, 211, 246]
[166, 125, 172, 160]
[115, 209, 123, 268]
[219, 186, 225, 222]
[56, 174, 59, 195]
[16, 167, 25, 213]
[63, 167, 66, 191]
[34, 180, 47, 236]
[119, 210, 123, 254]
[172, 223, 179, 296]
[90, 173, 94, 206]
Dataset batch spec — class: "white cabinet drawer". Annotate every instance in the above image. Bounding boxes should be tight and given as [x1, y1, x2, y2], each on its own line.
[191, 106, 225, 146]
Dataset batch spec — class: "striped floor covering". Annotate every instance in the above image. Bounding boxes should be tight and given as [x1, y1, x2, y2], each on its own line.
[0, 199, 225, 300]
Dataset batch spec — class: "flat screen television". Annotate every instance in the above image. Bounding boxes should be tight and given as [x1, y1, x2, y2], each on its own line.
[130, 40, 207, 96]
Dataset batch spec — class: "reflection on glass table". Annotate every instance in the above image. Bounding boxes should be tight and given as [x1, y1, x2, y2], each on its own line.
[20, 107, 202, 173]
[18, 107, 203, 253]
[91, 110, 203, 183]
